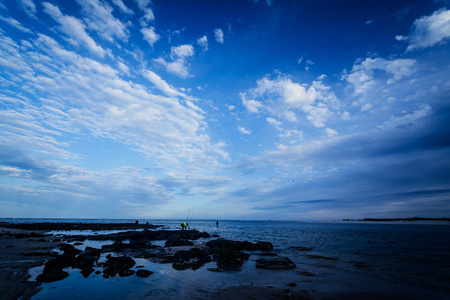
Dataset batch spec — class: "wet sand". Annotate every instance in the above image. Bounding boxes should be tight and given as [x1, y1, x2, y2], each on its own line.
[1, 225, 449, 300]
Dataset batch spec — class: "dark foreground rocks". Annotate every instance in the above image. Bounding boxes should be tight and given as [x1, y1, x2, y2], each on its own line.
[256, 257, 296, 270]
[172, 248, 212, 270]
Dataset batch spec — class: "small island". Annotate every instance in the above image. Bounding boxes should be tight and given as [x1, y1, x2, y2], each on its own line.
[343, 217, 450, 222]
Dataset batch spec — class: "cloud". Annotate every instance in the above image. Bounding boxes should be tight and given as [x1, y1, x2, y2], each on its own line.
[112, 0, 134, 15]
[0, 16, 33, 34]
[197, 35, 208, 52]
[18, 0, 36, 17]
[141, 26, 160, 46]
[140, 8, 155, 26]
[241, 74, 337, 127]
[142, 69, 193, 100]
[155, 44, 195, 78]
[239, 126, 251, 135]
[214, 28, 224, 43]
[343, 57, 417, 96]
[1, 31, 225, 176]
[397, 8, 450, 51]
[75, 0, 129, 43]
[171, 44, 194, 58]
[42, 2, 107, 57]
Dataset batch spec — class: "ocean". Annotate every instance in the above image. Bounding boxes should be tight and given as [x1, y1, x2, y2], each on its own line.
[3, 218, 450, 299]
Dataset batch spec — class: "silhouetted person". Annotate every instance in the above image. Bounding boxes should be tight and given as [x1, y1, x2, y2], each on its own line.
[216, 220, 219, 227]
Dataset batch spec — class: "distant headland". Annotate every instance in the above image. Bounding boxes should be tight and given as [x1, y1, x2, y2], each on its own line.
[342, 217, 450, 222]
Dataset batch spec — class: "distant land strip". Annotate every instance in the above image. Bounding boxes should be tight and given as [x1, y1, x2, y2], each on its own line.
[343, 217, 450, 222]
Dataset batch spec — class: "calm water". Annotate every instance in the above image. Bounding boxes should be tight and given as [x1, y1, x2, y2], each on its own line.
[3, 218, 449, 299]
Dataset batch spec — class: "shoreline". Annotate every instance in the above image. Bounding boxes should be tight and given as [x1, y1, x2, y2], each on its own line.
[1, 222, 449, 299]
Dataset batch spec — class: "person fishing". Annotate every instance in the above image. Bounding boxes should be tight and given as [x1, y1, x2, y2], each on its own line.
[181, 222, 188, 230]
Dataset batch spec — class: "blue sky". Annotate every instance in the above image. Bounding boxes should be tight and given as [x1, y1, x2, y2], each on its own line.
[1, 0, 450, 220]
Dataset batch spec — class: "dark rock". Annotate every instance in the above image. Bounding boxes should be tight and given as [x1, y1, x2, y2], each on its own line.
[73, 249, 101, 269]
[43, 254, 75, 273]
[306, 254, 338, 261]
[136, 269, 153, 278]
[103, 256, 135, 277]
[257, 252, 278, 256]
[298, 271, 315, 277]
[80, 266, 95, 278]
[172, 248, 211, 270]
[165, 237, 194, 247]
[214, 248, 249, 270]
[206, 239, 273, 251]
[207, 267, 223, 272]
[95, 270, 102, 275]
[255, 241, 273, 251]
[36, 269, 69, 283]
[289, 246, 313, 251]
[119, 269, 135, 277]
[255, 257, 296, 270]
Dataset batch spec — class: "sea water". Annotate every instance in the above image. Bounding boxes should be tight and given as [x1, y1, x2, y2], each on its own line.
[3, 219, 449, 298]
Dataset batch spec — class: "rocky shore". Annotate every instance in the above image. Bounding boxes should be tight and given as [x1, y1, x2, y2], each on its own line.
[0, 222, 301, 300]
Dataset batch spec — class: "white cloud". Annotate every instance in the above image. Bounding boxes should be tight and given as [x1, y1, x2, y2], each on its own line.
[399, 9, 450, 51]
[344, 57, 417, 95]
[239, 126, 251, 135]
[117, 61, 130, 74]
[155, 45, 194, 78]
[266, 117, 282, 127]
[76, 0, 129, 43]
[18, 0, 36, 17]
[325, 128, 338, 137]
[197, 35, 208, 52]
[42, 2, 107, 57]
[0, 31, 225, 178]
[140, 8, 155, 26]
[0, 16, 33, 34]
[141, 27, 160, 46]
[242, 74, 336, 127]
[142, 69, 188, 98]
[214, 28, 224, 44]
[112, 0, 134, 15]
[361, 103, 373, 111]
[171, 44, 194, 58]
[135, 0, 151, 10]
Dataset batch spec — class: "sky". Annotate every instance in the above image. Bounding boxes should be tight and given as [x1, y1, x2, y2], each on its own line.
[0, 0, 450, 220]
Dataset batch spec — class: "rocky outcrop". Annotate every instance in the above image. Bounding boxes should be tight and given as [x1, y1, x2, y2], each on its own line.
[103, 256, 136, 278]
[255, 257, 296, 270]
[214, 248, 249, 270]
[136, 269, 153, 278]
[172, 248, 212, 270]
[206, 239, 273, 251]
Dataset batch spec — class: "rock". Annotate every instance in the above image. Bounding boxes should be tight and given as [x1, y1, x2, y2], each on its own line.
[36, 269, 69, 283]
[289, 246, 313, 251]
[255, 241, 273, 251]
[136, 269, 153, 278]
[206, 239, 273, 251]
[214, 248, 249, 270]
[172, 248, 211, 270]
[119, 269, 135, 277]
[255, 257, 296, 270]
[103, 256, 136, 277]
[80, 266, 95, 278]
[73, 249, 101, 269]
[43, 254, 74, 273]
[165, 236, 194, 247]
